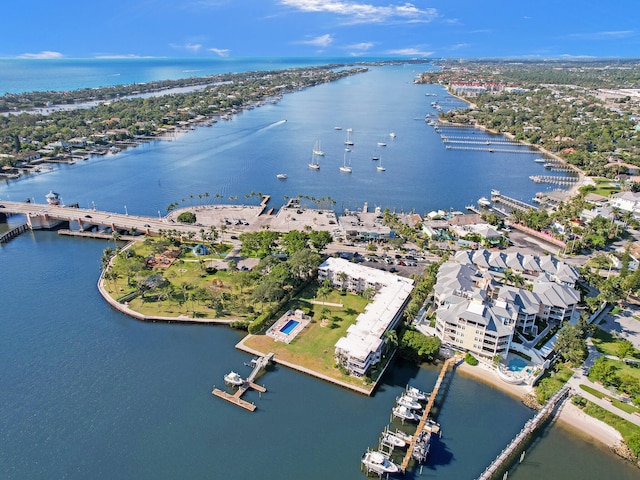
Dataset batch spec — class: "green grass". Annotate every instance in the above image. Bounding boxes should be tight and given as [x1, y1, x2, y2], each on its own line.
[579, 384, 639, 414]
[243, 287, 372, 388]
[590, 177, 622, 197]
[582, 401, 640, 444]
[591, 328, 640, 359]
[534, 363, 574, 403]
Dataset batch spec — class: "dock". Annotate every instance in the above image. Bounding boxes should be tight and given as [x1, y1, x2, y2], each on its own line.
[490, 191, 538, 213]
[475, 385, 570, 480]
[212, 352, 274, 412]
[0, 223, 29, 244]
[400, 356, 460, 472]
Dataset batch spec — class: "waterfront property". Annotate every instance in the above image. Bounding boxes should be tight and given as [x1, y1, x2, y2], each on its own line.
[318, 257, 414, 377]
[266, 309, 310, 344]
[432, 249, 580, 368]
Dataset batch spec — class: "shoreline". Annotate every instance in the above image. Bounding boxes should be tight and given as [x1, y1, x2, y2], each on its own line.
[456, 362, 625, 452]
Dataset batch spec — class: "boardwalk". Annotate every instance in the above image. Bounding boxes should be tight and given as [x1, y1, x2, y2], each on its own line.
[475, 385, 571, 480]
[400, 356, 460, 472]
[491, 191, 538, 212]
[212, 352, 274, 412]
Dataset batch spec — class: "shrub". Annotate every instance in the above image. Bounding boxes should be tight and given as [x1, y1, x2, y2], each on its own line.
[176, 211, 196, 224]
[465, 353, 479, 366]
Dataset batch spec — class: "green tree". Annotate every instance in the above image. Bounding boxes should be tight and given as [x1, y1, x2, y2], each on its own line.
[176, 211, 196, 223]
[554, 323, 588, 366]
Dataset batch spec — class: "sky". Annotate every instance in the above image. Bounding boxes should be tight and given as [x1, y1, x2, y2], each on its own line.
[2, 0, 639, 59]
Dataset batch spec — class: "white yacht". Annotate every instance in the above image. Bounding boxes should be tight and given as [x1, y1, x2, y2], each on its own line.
[382, 431, 406, 448]
[392, 405, 420, 422]
[223, 371, 244, 386]
[276, 173, 287, 180]
[361, 451, 399, 474]
[397, 395, 423, 411]
[406, 385, 428, 401]
[389, 132, 396, 138]
[377, 141, 387, 147]
[478, 197, 491, 207]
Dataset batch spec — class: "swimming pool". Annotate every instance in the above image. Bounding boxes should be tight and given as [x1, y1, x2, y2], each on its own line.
[508, 357, 528, 372]
[280, 319, 300, 335]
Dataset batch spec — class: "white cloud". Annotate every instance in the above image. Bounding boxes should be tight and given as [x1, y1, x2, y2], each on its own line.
[566, 30, 635, 40]
[208, 48, 230, 57]
[94, 54, 156, 59]
[297, 34, 334, 47]
[280, 1, 437, 24]
[385, 47, 433, 57]
[346, 41, 374, 52]
[170, 43, 203, 53]
[18, 51, 63, 59]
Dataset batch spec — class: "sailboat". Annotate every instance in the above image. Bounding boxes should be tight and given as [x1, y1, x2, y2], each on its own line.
[308, 144, 320, 170]
[377, 154, 386, 171]
[340, 149, 352, 173]
[313, 140, 325, 156]
[344, 129, 354, 146]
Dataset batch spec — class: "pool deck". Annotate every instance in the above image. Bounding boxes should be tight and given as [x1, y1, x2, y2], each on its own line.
[266, 309, 311, 344]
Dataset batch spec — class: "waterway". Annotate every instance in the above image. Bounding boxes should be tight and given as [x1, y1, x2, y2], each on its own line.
[1, 62, 638, 479]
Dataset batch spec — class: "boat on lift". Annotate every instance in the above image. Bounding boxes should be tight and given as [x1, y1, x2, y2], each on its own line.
[223, 371, 244, 386]
[381, 430, 407, 448]
[406, 385, 428, 401]
[392, 405, 420, 422]
[361, 451, 399, 474]
[397, 395, 423, 411]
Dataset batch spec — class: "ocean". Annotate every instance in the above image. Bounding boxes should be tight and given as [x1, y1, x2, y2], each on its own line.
[1, 58, 638, 479]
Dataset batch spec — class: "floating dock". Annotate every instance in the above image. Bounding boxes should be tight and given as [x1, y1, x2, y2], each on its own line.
[212, 352, 274, 412]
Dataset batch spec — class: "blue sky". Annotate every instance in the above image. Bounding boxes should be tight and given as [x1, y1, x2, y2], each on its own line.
[3, 0, 639, 59]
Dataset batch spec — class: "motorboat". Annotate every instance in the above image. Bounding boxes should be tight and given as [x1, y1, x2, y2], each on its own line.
[377, 141, 387, 147]
[392, 405, 420, 422]
[389, 132, 396, 138]
[406, 385, 428, 401]
[381, 431, 406, 448]
[397, 395, 423, 411]
[223, 371, 244, 386]
[361, 451, 399, 474]
[534, 158, 546, 163]
[477, 197, 491, 207]
[276, 173, 287, 180]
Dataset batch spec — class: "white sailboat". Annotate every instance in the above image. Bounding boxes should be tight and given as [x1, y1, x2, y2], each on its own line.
[340, 149, 352, 173]
[308, 144, 320, 170]
[344, 129, 354, 146]
[377, 154, 386, 171]
[313, 140, 325, 156]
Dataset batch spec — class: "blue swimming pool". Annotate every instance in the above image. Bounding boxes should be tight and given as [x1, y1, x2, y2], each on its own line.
[508, 357, 528, 372]
[280, 319, 299, 335]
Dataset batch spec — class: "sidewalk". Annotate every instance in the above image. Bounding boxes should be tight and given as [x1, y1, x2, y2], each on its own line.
[566, 339, 640, 427]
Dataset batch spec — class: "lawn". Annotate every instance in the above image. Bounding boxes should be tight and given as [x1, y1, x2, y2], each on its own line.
[243, 286, 373, 388]
[579, 384, 639, 414]
[591, 328, 640, 359]
[582, 401, 640, 452]
[589, 177, 621, 197]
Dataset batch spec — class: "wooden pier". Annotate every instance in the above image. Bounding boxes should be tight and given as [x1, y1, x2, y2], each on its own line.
[491, 191, 538, 213]
[529, 174, 579, 185]
[475, 385, 571, 480]
[212, 352, 274, 412]
[0, 223, 29, 244]
[400, 356, 460, 472]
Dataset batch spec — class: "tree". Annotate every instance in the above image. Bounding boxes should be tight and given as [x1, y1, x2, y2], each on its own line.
[398, 330, 441, 362]
[616, 339, 634, 360]
[588, 356, 618, 386]
[308, 230, 332, 251]
[554, 323, 588, 366]
[176, 211, 196, 223]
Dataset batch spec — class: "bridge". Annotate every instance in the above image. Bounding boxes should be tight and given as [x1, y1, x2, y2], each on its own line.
[0, 201, 206, 238]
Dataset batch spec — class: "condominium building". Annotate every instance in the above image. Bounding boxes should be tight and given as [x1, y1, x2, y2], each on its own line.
[318, 257, 414, 377]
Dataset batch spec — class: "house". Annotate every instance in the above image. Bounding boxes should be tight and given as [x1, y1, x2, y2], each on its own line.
[610, 191, 640, 216]
[318, 258, 413, 377]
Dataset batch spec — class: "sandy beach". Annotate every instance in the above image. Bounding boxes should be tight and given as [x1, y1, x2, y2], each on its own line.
[455, 362, 624, 449]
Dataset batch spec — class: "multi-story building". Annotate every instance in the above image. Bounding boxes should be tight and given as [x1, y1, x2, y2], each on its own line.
[318, 258, 414, 377]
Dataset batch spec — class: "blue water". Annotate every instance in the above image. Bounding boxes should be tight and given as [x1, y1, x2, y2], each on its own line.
[0, 56, 408, 95]
[509, 357, 528, 372]
[280, 319, 299, 335]
[1, 60, 639, 480]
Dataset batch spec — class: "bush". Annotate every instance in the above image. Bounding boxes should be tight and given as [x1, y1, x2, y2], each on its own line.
[177, 211, 196, 224]
[465, 353, 479, 366]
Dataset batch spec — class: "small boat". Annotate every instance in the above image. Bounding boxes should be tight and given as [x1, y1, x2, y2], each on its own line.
[389, 132, 396, 138]
[534, 158, 546, 163]
[309, 144, 320, 170]
[392, 405, 420, 421]
[276, 173, 287, 180]
[340, 150, 352, 173]
[344, 130, 354, 146]
[377, 141, 387, 147]
[406, 385, 428, 401]
[334, 126, 342, 130]
[477, 197, 491, 207]
[361, 451, 399, 474]
[376, 154, 385, 171]
[382, 431, 406, 448]
[397, 395, 423, 411]
[372, 155, 379, 161]
[223, 371, 244, 386]
[313, 140, 325, 156]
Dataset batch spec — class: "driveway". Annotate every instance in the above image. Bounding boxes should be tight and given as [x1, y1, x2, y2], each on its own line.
[600, 305, 640, 351]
